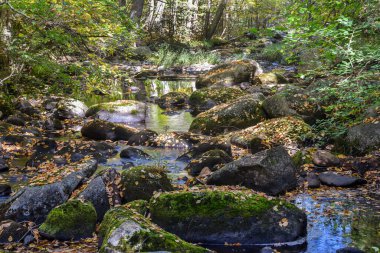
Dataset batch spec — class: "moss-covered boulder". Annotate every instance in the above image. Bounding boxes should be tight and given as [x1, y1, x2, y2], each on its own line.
[229, 117, 314, 153]
[121, 166, 174, 203]
[189, 87, 247, 114]
[149, 189, 307, 245]
[125, 200, 149, 216]
[98, 207, 209, 253]
[190, 95, 266, 135]
[157, 92, 189, 109]
[185, 149, 233, 176]
[85, 100, 146, 123]
[252, 72, 288, 85]
[196, 60, 263, 89]
[262, 86, 324, 124]
[39, 200, 97, 241]
[81, 119, 139, 141]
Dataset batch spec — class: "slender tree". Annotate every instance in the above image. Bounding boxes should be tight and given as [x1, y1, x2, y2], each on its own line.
[130, 0, 145, 24]
[205, 0, 229, 40]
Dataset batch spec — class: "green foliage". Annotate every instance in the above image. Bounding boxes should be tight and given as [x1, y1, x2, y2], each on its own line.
[149, 190, 297, 220]
[311, 74, 380, 145]
[257, 43, 284, 62]
[151, 44, 221, 68]
[1, 0, 134, 97]
[283, 0, 380, 73]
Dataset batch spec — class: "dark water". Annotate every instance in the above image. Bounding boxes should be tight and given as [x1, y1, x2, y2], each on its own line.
[1, 79, 379, 253]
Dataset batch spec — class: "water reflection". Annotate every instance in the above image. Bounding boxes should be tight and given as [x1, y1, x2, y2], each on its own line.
[100, 145, 188, 184]
[294, 190, 380, 253]
[145, 104, 194, 133]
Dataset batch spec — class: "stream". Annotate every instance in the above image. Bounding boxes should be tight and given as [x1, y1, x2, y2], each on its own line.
[0, 77, 379, 253]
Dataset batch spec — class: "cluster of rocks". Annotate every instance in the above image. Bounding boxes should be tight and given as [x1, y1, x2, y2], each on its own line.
[0, 59, 377, 253]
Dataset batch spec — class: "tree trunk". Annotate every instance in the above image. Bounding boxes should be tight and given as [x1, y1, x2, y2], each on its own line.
[130, 0, 145, 24]
[0, 6, 11, 80]
[205, 0, 228, 40]
[203, 0, 211, 38]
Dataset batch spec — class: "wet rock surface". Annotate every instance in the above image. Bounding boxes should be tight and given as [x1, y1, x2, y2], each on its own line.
[207, 146, 298, 195]
[81, 119, 138, 141]
[318, 172, 366, 187]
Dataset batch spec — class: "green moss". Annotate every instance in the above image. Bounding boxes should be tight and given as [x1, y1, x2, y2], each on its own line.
[39, 200, 97, 240]
[253, 72, 287, 85]
[130, 109, 139, 115]
[125, 200, 149, 215]
[189, 87, 246, 106]
[86, 100, 140, 116]
[121, 165, 174, 202]
[150, 190, 294, 221]
[190, 96, 266, 135]
[99, 207, 208, 253]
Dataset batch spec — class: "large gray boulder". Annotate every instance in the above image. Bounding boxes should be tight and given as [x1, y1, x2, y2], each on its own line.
[196, 60, 263, 89]
[185, 149, 233, 176]
[149, 190, 307, 245]
[189, 87, 247, 114]
[207, 146, 298, 195]
[1, 160, 97, 223]
[54, 98, 88, 119]
[262, 86, 323, 124]
[81, 119, 139, 141]
[345, 122, 380, 154]
[78, 176, 110, 221]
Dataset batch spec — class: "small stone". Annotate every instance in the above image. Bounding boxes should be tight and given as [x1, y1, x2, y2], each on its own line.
[306, 173, 320, 188]
[120, 147, 151, 160]
[312, 150, 340, 167]
[319, 172, 366, 187]
[0, 184, 12, 196]
[0, 158, 9, 172]
[0, 220, 29, 244]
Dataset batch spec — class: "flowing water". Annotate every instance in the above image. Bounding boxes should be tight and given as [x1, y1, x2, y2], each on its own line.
[1, 78, 379, 253]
